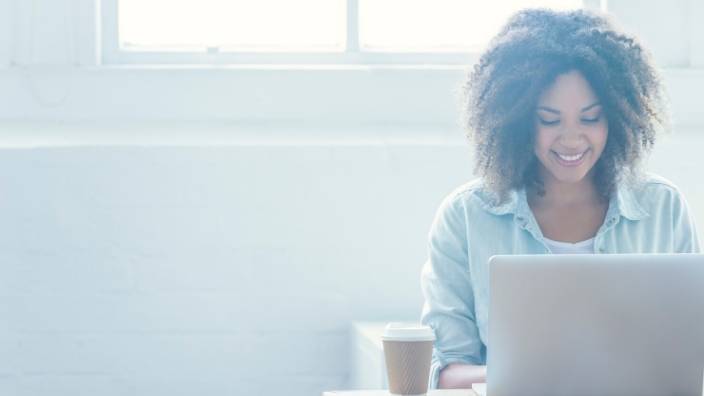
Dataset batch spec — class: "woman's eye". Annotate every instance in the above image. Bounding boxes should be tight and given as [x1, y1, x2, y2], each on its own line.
[581, 116, 600, 123]
[539, 119, 560, 126]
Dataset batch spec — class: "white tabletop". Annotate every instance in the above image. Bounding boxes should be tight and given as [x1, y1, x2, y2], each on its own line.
[323, 389, 477, 396]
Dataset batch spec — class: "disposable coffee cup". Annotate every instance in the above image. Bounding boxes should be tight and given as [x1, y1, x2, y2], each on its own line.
[382, 322, 436, 396]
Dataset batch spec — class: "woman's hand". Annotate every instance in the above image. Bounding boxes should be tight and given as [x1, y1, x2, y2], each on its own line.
[437, 363, 487, 389]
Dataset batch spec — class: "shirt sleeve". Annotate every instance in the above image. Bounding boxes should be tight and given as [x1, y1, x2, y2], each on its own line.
[672, 188, 701, 253]
[419, 192, 485, 390]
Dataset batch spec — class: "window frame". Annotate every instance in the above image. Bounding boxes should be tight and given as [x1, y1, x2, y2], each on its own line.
[100, 0, 603, 65]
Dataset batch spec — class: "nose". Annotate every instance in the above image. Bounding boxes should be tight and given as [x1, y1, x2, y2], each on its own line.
[558, 125, 586, 148]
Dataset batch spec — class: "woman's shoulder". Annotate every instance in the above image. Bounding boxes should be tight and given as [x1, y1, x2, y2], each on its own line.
[627, 172, 700, 252]
[440, 178, 495, 205]
[441, 178, 484, 201]
[437, 178, 515, 215]
[430, 178, 513, 238]
[625, 172, 690, 214]
[629, 172, 684, 198]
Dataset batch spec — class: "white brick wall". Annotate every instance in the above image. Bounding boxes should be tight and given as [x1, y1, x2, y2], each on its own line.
[0, 130, 475, 396]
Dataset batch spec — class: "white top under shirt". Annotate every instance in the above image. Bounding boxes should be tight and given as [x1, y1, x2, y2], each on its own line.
[543, 236, 595, 254]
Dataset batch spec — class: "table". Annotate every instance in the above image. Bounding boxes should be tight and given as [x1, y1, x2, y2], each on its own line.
[349, 321, 388, 389]
[323, 390, 477, 396]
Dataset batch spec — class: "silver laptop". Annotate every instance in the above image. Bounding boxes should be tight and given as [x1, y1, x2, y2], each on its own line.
[488, 253, 704, 396]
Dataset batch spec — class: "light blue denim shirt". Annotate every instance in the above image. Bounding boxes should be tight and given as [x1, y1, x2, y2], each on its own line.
[419, 172, 700, 389]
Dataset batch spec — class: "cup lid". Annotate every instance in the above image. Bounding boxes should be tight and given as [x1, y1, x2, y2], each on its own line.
[381, 322, 436, 341]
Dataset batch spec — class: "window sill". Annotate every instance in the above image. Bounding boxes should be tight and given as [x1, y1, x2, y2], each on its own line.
[0, 66, 702, 128]
[0, 120, 468, 148]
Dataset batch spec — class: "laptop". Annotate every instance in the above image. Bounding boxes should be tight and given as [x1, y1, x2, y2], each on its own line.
[487, 253, 704, 396]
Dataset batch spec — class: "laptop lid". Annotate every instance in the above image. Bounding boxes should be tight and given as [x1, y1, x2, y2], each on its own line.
[488, 253, 704, 396]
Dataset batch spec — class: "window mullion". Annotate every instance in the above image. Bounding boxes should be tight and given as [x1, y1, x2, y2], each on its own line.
[346, 0, 359, 53]
[690, 0, 704, 67]
[100, 0, 120, 65]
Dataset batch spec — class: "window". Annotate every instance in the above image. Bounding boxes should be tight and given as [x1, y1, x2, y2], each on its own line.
[118, 0, 347, 52]
[102, 0, 593, 64]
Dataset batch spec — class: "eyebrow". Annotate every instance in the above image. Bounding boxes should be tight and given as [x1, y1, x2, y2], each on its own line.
[537, 102, 601, 114]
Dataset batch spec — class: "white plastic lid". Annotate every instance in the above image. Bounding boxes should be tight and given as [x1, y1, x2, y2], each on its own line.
[381, 322, 436, 341]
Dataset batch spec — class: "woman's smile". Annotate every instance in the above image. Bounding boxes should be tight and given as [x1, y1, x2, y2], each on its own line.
[551, 148, 590, 167]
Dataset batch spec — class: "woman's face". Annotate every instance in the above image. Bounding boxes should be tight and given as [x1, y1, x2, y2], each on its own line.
[533, 69, 608, 185]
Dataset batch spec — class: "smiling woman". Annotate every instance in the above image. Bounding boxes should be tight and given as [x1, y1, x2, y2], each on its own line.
[419, 7, 701, 390]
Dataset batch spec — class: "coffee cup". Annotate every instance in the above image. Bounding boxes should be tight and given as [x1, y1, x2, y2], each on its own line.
[382, 322, 436, 396]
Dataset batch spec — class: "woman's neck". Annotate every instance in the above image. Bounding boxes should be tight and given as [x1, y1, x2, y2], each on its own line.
[528, 168, 603, 209]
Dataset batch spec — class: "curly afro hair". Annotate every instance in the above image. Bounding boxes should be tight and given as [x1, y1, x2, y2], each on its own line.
[458, 8, 668, 204]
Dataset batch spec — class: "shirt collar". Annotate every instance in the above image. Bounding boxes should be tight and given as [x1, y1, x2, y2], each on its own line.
[474, 181, 649, 221]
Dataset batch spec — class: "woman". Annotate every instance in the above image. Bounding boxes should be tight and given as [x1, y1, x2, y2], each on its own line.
[419, 8, 700, 389]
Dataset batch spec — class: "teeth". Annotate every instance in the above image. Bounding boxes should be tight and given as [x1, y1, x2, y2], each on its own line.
[557, 151, 586, 161]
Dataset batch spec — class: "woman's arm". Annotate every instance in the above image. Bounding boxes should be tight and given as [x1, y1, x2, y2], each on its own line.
[438, 363, 487, 389]
[420, 192, 485, 389]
